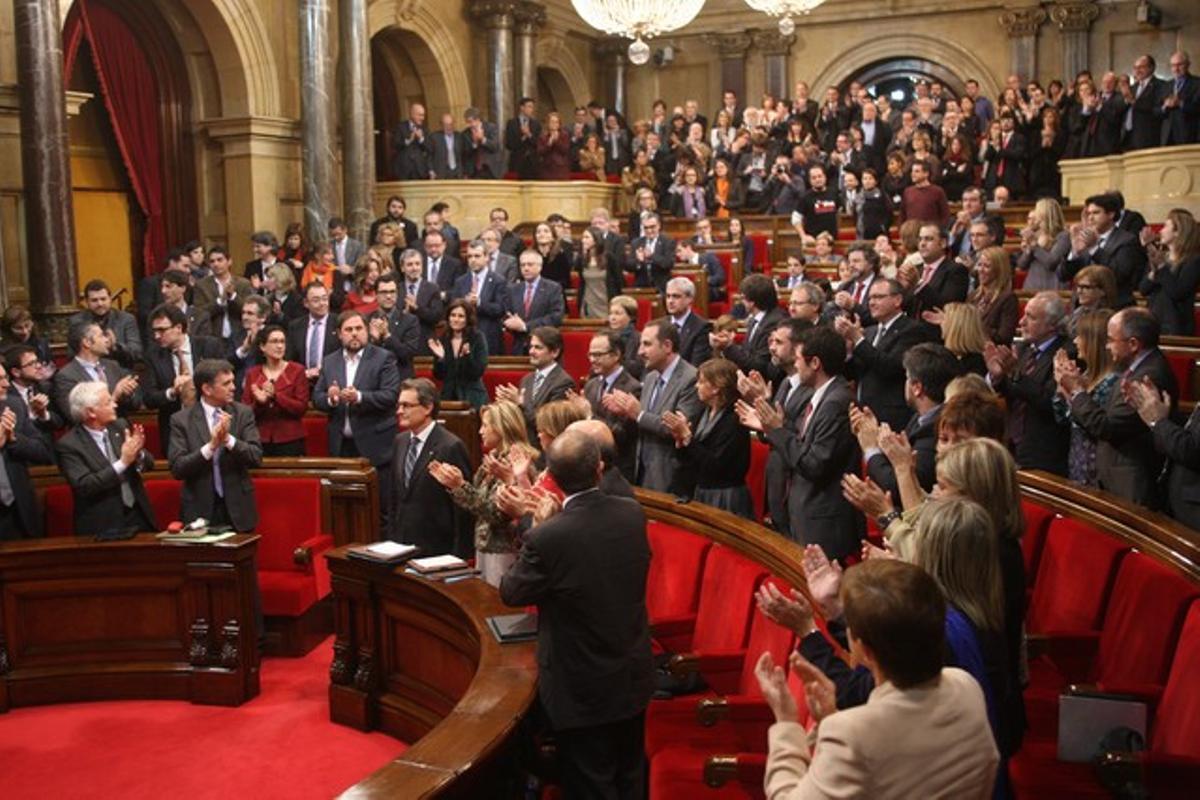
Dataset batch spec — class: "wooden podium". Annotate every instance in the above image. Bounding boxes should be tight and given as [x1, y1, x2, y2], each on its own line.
[0, 534, 261, 711]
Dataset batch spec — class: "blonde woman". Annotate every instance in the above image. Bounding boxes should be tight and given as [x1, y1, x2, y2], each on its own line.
[923, 302, 988, 377]
[428, 400, 538, 586]
[371, 221, 403, 273]
[969, 246, 1019, 344]
[1140, 208, 1200, 336]
[1051, 308, 1117, 487]
[266, 261, 303, 323]
[1016, 198, 1069, 290]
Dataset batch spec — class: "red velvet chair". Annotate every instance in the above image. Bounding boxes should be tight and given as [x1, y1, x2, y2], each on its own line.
[302, 414, 330, 457]
[652, 544, 766, 658]
[140, 418, 164, 459]
[144, 479, 182, 527]
[646, 522, 712, 627]
[41, 483, 74, 536]
[1020, 499, 1057, 585]
[1162, 350, 1196, 403]
[560, 328, 594, 383]
[1025, 518, 1130, 637]
[746, 439, 769, 523]
[483, 367, 535, 400]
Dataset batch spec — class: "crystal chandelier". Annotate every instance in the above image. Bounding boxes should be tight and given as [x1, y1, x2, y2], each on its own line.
[744, 0, 827, 35]
[571, 0, 707, 65]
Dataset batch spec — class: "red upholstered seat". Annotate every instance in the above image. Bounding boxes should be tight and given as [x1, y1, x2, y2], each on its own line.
[1012, 269, 1027, 290]
[1026, 518, 1129, 636]
[746, 235, 771, 270]
[251, 477, 333, 617]
[1020, 500, 1057, 582]
[560, 329, 593, 383]
[746, 438, 769, 523]
[1152, 601, 1200, 760]
[145, 479, 181, 526]
[42, 483, 74, 536]
[634, 296, 656, 328]
[484, 368, 533, 400]
[1163, 351, 1195, 403]
[652, 544, 766, 655]
[302, 415, 329, 457]
[646, 522, 711, 626]
[141, 418, 164, 459]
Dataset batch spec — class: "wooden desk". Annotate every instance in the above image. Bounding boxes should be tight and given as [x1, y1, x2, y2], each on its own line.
[0, 534, 261, 712]
[326, 549, 537, 798]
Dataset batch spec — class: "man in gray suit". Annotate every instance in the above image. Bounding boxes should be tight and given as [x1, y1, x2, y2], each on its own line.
[739, 325, 864, 560]
[328, 217, 366, 295]
[168, 359, 263, 531]
[429, 112, 465, 179]
[69, 279, 143, 368]
[604, 318, 702, 494]
[53, 321, 142, 423]
[463, 107, 504, 179]
[480, 228, 518, 283]
[496, 326, 576, 444]
[582, 330, 642, 482]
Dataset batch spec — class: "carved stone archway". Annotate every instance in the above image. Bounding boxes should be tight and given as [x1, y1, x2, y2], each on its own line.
[368, 0, 472, 117]
[535, 32, 591, 112]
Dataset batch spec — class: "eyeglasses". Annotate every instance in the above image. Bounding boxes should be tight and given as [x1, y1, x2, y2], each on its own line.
[1076, 284, 1101, 290]
[151, 326, 174, 335]
[397, 401, 423, 409]
[587, 350, 615, 359]
[867, 293, 897, 301]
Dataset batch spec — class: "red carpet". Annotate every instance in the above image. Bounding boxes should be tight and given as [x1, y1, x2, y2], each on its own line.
[0, 638, 403, 799]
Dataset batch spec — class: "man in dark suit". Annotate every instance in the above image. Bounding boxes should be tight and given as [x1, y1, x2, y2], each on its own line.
[192, 246, 255, 342]
[388, 378, 474, 555]
[908, 223, 970, 326]
[712, 274, 786, 385]
[836, 278, 927, 433]
[4, 345, 62, 454]
[496, 326, 576, 442]
[674, 241, 727, 302]
[499, 431, 653, 800]
[391, 102, 430, 180]
[858, 99, 892, 174]
[1122, 55, 1168, 152]
[980, 112, 1027, 199]
[740, 326, 864, 559]
[624, 213, 676, 293]
[479, 227, 518, 283]
[429, 112, 465, 178]
[590, 207, 629, 266]
[369, 195, 420, 250]
[369, 273, 421, 381]
[860, 343, 958, 503]
[69, 279, 143, 368]
[502, 250, 565, 355]
[1128, 378, 1200, 531]
[56, 381, 158, 535]
[1160, 51, 1199, 146]
[827, 244, 883, 325]
[463, 107, 505, 179]
[452, 239, 509, 358]
[663, 276, 713, 367]
[286, 282, 341, 380]
[396, 247, 447, 353]
[167, 359, 263, 531]
[601, 113, 633, 176]
[582, 330, 641, 482]
[985, 291, 1073, 476]
[604, 319, 702, 494]
[143, 304, 227, 455]
[1112, 192, 1147, 238]
[156, 268, 210, 338]
[505, 97, 542, 179]
[422, 229, 465, 297]
[53, 321, 142, 423]
[1060, 193, 1147, 309]
[568, 419, 636, 498]
[0, 363, 55, 539]
[1064, 308, 1177, 509]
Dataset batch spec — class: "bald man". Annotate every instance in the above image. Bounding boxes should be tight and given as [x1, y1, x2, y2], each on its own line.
[568, 419, 634, 498]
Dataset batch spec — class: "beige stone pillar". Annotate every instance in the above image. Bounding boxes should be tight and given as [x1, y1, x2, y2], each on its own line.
[705, 33, 752, 104]
[471, 1, 518, 126]
[752, 30, 796, 101]
[595, 38, 628, 117]
[514, 2, 546, 104]
[1049, 2, 1101, 82]
[300, 0, 337, 240]
[999, 5, 1047, 83]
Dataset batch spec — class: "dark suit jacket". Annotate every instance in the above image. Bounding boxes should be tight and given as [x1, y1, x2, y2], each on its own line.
[724, 306, 786, 386]
[1089, 93, 1127, 157]
[1070, 348, 1178, 509]
[312, 345, 401, 466]
[1160, 74, 1200, 146]
[1154, 405, 1200, 531]
[68, 309, 143, 368]
[142, 336, 228, 451]
[520, 364, 576, 440]
[624, 236, 677, 293]
[1061, 228, 1147, 308]
[167, 401, 263, 531]
[370, 307, 421, 380]
[52, 357, 142, 422]
[504, 280, 565, 355]
[424, 255, 465, 295]
[505, 116, 543, 179]
[452, 269, 509, 357]
[765, 376, 865, 560]
[388, 423, 474, 556]
[981, 131, 1027, 197]
[909, 258, 970, 322]
[847, 314, 926, 432]
[675, 312, 713, 367]
[0, 395, 54, 538]
[392, 120, 431, 179]
[55, 421, 157, 536]
[285, 314, 341, 369]
[636, 357, 703, 493]
[499, 489, 653, 731]
[585, 368, 642, 482]
[998, 336, 1072, 476]
[676, 406, 750, 499]
[429, 129, 466, 178]
[762, 379, 812, 534]
[463, 122, 505, 178]
[398, 280, 446, 350]
[600, 466, 635, 498]
[1126, 77, 1167, 151]
[867, 406, 940, 505]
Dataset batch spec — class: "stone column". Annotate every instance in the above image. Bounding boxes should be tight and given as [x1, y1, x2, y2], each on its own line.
[1050, 2, 1100, 82]
[705, 33, 752, 104]
[13, 0, 78, 334]
[998, 5, 1047, 84]
[300, 0, 337, 241]
[752, 30, 796, 101]
[595, 39, 628, 117]
[340, 0, 374, 241]
[513, 2, 546, 103]
[471, 1, 518, 125]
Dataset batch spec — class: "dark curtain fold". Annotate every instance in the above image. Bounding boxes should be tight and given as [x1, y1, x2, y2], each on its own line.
[63, 0, 166, 274]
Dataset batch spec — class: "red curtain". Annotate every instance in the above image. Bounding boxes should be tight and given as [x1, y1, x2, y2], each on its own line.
[64, 0, 166, 274]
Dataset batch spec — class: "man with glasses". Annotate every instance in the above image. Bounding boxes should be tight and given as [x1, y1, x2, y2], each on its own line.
[143, 304, 227, 457]
[663, 277, 712, 366]
[369, 272, 421, 381]
[452, 239, 508, 357]
[0, 362, 54, 539]
[582, 330, 641, 481]
[1160, 51, 1198, 146]
[835, 278, 926, 432]
[908, 224, 968, 329]
[4, 346, 61, 450]
[286, 282, 341, 378]
[625, 213, 676, 293]
[788, 282, 826, 325]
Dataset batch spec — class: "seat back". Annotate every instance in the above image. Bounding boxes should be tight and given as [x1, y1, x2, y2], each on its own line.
[1093, 553, 1198, 687]
[1020, 500, 1056, 580]
[251, 477, 323, 571]
[645, 522, 711, 624]
[1026, 517, 1129, 634]
[690, 545, 767, 653]
[1162, 350, 1196, 403]
[303, 415, 329, 456]
[746, 438, 770, 523]
[483, 367, 533, 400]
[735, 577, 796, 696]
[42, 484, 75, 536]
[1151, 601, 1200, 758]
[145, 479, 182, 527]
[560, 329, 594, 383]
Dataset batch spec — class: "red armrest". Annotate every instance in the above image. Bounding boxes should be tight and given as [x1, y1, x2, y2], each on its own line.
[704, 753, 768, 789]
[696, 695, 774, 726]
[294, 533, 334, 598]
[670, 650, 748, 696]
[652, 613, 698, 638]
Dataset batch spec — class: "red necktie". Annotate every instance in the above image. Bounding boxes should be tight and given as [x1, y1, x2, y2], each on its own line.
[997, 134, 1008, 177]
[523, 282, 534, 316]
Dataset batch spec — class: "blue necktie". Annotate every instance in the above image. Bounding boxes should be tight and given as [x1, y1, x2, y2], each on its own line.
[211, 407, 224, 498]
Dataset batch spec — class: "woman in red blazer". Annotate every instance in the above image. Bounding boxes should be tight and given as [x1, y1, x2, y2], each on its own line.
[242, 325, 310, 456]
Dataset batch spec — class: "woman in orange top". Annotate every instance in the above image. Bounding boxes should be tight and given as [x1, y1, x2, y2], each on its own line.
[705, 157, 744, 219]
[299, 242, 336, 294]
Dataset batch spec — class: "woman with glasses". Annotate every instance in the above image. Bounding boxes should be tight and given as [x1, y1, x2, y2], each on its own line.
[242, 325, 309, 456]
[1068, 264, 1116, 336]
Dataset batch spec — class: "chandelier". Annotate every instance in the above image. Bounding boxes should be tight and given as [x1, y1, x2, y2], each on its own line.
[571, 0, 706, 65]
[744, 0, 827, 35]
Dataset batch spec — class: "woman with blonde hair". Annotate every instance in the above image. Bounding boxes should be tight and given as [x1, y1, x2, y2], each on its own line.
[265, 262, 303, 323]
[1140, 208, 1200, 336]
[1068, 264, 1117, 336]
[608, 294, 643, 379]
[933, 302, 989, 376]
[969, 246, 1018, 344]
[1052, 308, 1117, 487]
[1016, 198, 1069, 290]
[429, 400, 538, 586]
[370, 221, 402, 271]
